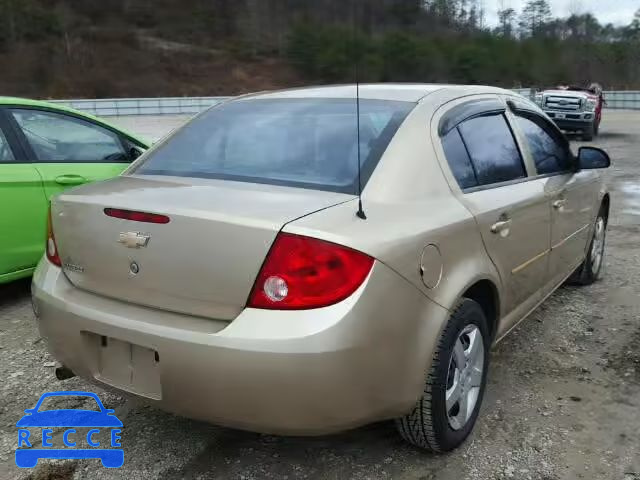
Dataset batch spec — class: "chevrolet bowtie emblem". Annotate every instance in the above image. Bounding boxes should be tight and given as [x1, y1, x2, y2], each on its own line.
[118, 232, 150, 248]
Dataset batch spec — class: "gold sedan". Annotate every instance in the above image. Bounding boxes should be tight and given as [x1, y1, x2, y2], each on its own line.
[32, 84, 610, 452]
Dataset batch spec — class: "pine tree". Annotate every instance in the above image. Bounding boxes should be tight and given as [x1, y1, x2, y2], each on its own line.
[497, 7, 517, 37]
[519, 0, 552, 37]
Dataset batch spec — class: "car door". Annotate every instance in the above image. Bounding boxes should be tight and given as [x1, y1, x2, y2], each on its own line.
[438, 98, 551, 321]
[0, 110, 48, 279]
[7, 108, 136, 199]
[510, 109, 598, 285]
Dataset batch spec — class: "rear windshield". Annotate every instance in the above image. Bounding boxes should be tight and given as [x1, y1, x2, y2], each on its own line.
[130, 98, 414, 194]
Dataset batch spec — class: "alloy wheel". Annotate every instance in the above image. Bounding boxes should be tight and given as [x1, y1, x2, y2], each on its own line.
[591, 217, 606, 275]
[445, 324, 485, 431]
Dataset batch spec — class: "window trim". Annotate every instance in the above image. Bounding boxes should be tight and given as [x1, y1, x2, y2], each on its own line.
[5, 106, 139, 164]
[461, 174, 533, 194]
[439, 98, 506, 137]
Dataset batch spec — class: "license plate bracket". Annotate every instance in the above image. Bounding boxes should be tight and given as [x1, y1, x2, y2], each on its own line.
[84, 333, 162, 400]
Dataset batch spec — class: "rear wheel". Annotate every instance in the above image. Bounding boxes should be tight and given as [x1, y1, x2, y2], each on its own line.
[395, 299, 490, 452]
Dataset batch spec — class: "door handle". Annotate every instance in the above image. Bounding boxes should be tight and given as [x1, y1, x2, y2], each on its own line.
[553, 199, 567, 210]
[55, 174, 87, 186]
[490, 219, 512, 234]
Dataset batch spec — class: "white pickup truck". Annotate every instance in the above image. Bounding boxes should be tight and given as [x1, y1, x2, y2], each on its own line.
[534, 85, 605, 141]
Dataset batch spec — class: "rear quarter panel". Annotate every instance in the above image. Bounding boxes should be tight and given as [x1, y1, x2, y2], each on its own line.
[285, 199, 500, 316]
[285, 97, 502, 317]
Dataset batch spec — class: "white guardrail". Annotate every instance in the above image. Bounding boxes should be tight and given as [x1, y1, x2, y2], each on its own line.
[48, 90, 640, 117]
[49, 97, 230, 117]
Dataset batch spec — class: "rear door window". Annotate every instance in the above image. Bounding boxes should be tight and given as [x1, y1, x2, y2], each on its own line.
[457, 114, 526, 187]
[442, 127, 478, 189]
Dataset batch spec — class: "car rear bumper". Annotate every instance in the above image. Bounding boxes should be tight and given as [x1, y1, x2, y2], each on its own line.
[32, 259, 449, 435]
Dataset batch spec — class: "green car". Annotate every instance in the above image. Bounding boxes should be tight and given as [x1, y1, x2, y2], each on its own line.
[0, 97, 150, 284]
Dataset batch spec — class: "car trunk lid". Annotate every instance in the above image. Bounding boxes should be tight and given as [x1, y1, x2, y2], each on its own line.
[51, 175, 353, 320]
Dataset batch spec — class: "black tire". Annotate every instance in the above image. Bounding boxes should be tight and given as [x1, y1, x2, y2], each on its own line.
[583, 123, 595, 141]
[395, 298, 490, 452]
[569, 206, 607, 286]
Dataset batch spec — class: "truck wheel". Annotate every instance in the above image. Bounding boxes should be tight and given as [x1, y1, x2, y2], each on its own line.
[583, 123, 595, 141]
[395, 298, 490, 452]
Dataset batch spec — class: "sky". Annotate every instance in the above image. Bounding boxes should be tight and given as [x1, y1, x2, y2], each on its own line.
[484, 0, 639, 27]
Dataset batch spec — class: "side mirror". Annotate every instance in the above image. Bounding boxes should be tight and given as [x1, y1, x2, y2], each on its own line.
[578, 147, 610, 170]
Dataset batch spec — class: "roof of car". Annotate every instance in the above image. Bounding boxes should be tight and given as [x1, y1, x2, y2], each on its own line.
[238, 84, 511, 103]
[0, 96, 149, 146]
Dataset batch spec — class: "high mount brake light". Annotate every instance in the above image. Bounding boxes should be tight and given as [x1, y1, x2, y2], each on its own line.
[248, 233, 374, 310]
[104, 208, 170, 224]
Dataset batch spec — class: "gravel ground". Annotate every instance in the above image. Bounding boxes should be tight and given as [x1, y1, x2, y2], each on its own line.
[1, 111, 639, 480]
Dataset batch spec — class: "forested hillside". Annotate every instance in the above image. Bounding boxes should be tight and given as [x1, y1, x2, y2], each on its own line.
[1, 0, 639, 98]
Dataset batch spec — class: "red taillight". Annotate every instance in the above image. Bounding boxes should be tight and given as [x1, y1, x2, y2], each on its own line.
[248, 233, 374, 310]
[104, 208, 170, 224]
[46, 206, 61, 267]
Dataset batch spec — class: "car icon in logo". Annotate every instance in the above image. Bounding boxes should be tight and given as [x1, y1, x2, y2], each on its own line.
[16, 391, 123, 468]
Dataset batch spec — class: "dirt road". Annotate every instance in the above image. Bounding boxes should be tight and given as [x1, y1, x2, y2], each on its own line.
[1, 111, 639, 480]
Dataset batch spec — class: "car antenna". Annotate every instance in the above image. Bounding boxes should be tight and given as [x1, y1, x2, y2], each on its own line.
[353, 0, 366, 220]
